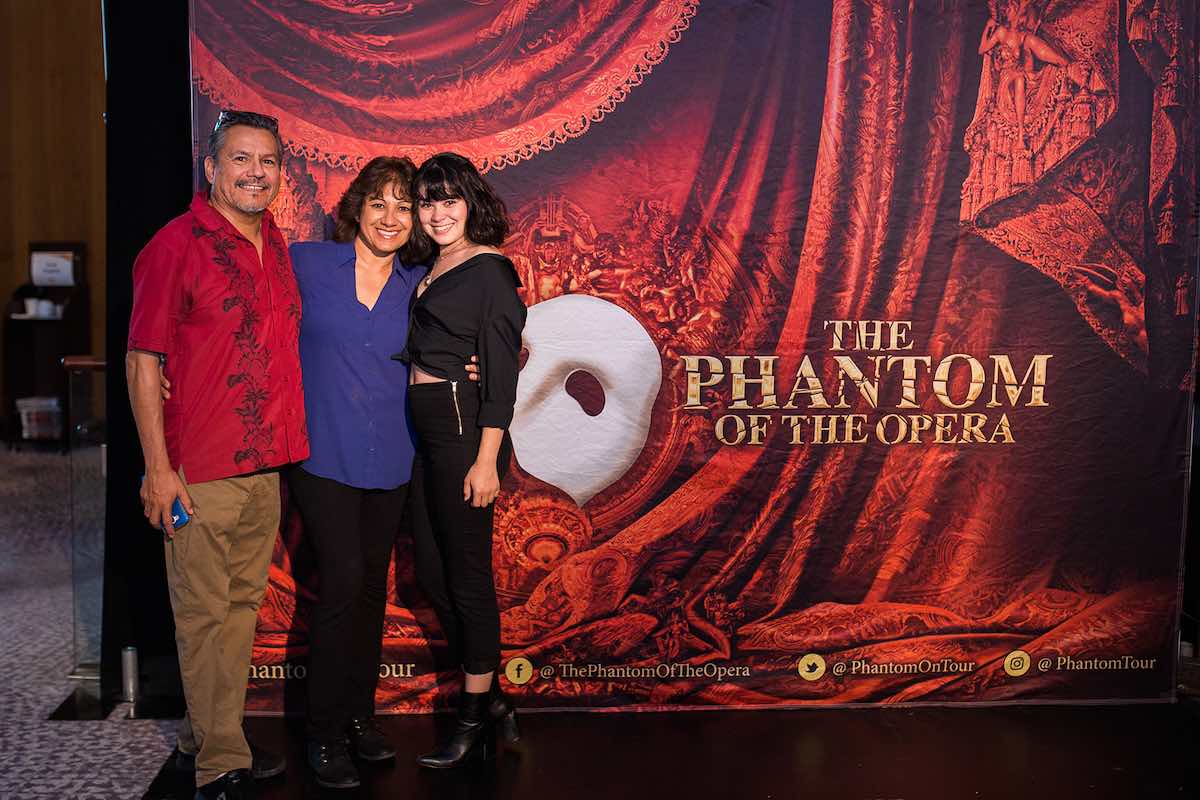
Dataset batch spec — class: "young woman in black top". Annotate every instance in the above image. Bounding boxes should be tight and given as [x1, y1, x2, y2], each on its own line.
[397, 152, 527, 768]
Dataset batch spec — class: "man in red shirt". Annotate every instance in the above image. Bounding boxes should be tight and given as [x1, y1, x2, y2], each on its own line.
[127, 110, 307, 800]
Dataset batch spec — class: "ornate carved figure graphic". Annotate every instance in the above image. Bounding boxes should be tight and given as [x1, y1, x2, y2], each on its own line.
[977, 1, 1069, 145]
[508, 195, 758, 364]
[963, 0, 1108, 217]
[1127, 0, 1197, 385]
[961, 2, 1155, 370]
[272, 156, 328, 243]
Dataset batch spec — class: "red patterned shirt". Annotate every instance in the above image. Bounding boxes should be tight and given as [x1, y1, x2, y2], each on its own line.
[128, 193, 308, 483]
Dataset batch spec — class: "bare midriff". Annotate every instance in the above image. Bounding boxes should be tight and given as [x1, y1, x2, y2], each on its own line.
[410, 365, 447, 385]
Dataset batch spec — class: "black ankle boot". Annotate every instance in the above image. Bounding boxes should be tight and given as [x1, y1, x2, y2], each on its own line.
[416, 690, 495, 769]
[307, 739, 360, 789]
[489, 683, 520, 744]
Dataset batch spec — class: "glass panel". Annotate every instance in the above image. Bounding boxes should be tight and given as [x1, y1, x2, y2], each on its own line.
[67, 363, 105, 678]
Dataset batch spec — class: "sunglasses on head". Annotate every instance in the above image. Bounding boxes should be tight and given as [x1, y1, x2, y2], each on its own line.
[213, 109, 280, 133]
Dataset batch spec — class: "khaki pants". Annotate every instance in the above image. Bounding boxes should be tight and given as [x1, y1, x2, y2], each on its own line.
[165, 469, 280, 787]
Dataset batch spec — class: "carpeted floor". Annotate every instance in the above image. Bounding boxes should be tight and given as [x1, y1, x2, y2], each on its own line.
[0, 448, 176, 800]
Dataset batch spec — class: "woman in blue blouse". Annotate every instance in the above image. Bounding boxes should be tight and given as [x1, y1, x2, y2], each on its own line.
[286, 156, 443, 789]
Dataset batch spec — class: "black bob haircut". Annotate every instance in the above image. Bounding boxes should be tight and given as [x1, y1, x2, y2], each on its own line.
[407, 152, 509, 264]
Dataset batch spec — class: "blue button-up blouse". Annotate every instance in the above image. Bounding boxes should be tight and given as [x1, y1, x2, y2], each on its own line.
[290, 241, 419, 490]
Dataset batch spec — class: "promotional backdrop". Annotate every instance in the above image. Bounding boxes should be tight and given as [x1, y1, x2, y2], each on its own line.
[189, 0, 1199, 711]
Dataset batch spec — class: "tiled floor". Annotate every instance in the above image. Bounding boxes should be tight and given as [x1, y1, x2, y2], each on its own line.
[0, 448, 175, 800]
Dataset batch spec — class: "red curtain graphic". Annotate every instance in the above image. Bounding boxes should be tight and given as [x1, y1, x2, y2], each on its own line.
[191, 0, 698, 171]
[190, 0, 1198, 711]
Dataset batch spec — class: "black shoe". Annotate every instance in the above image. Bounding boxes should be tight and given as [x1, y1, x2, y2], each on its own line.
[489, 684, 520, 744]
[347, 716, 396, 761]
[247, 740, 286, 780]
[195, 768, 257, 800]
[174, 747, 197, 772]
[307, 739, 361, 789]
[416, 690, 495, 769]
[175, 741, 286, 781]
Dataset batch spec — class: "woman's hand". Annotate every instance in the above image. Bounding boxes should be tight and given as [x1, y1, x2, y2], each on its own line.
[463, 460, 500, 507]
[159, 365, 172, 401]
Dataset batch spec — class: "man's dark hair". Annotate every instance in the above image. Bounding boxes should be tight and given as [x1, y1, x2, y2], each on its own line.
[407, 152, 509, 263]
[334, 156, 418, 245]
[207, 110, 283, 161]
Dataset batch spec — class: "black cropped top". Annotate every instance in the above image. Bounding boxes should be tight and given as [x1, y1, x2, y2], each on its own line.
[394, 253, 527, 429]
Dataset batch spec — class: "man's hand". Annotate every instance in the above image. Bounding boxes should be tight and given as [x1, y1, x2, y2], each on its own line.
[465, 354, 480, 382]
[141, 468, 194, 538]
[159, 364, 172, 401]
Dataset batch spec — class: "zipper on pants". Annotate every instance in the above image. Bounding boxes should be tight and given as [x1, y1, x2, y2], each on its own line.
[450, 381, 463, 435]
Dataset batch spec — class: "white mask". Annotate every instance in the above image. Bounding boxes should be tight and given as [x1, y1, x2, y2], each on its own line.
[510, 294, 661, 506]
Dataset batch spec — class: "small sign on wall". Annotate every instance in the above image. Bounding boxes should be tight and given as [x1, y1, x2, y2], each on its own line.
[29, 242, 84, 287]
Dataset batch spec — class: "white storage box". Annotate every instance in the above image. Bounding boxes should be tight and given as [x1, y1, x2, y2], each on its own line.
[16, 396, 62, 440]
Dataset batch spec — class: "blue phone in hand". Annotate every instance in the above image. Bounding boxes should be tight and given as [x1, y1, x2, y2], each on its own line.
[141, 476, 190, 532]
[164, 496, 191, 532]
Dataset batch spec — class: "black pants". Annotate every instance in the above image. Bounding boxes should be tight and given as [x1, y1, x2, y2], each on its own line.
[409, 381, 510, 675]
[286, 466, 408, 743]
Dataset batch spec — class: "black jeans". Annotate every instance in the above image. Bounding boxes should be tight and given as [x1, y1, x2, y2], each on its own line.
[286, 466, 408, 743]
[409, 380, 510, 675]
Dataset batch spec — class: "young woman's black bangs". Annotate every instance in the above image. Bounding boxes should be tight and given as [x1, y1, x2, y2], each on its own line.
[419, 183, 460, 202]
[414, 169, 463, 203]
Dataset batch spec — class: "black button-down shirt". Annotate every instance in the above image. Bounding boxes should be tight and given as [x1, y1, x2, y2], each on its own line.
[397, 253, 526, 429]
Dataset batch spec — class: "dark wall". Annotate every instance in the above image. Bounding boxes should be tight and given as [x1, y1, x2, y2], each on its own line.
[101, 0, 194, 703]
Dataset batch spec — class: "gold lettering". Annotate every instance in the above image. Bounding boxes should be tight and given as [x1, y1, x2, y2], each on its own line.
[811, 415, 839, 444]
[682, 355, 724, 410]
[855, 320, 885, 351]
[746, 414, 771, 445]
[988, 412, 1014, 443]
[781, 415, 808, 443]
[885, 356, 932, 408]
[846, 414, 869, 443]
[933, 413, 956, 443]
[715, 414, 747, 445]
[876, 414, 907, 444]
[987, 355, 1051, 407]
[960, 412, 988, 442]
[833, 355, 883, 408]
[908, 414, 933, 442]
[783, 355, 831, 409]
[932, 354, 986, 409]
[728, 355, 779, 409]
[824, 320, 855, 351]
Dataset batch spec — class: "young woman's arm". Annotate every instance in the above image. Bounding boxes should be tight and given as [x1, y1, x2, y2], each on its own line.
[465, 261, 527, 507]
